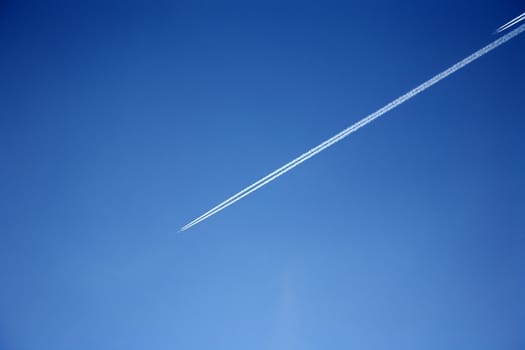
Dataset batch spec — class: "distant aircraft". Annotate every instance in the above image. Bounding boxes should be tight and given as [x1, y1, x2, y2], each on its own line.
[497, 12, 525, 33]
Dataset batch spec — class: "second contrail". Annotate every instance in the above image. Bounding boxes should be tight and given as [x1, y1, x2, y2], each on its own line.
[180, 23, 525, 232]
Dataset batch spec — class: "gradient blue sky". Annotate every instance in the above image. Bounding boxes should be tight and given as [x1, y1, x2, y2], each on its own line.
[1, 1, 524, 349]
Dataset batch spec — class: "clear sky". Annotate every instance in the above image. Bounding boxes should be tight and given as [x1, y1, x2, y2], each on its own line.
[1, 1, 524, 349]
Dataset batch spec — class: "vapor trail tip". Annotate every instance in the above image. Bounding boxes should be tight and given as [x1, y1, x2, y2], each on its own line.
[496, 12, 525, 33]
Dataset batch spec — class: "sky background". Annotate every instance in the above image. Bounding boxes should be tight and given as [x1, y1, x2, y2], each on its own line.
[1, 0, 524, 349]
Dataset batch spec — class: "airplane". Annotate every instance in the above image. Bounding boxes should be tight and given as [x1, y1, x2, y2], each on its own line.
[497, 12, 525, 33]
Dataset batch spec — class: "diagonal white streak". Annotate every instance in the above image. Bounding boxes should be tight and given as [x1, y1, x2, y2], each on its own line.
[180, 23, 525, 232]
[497, 13, 525, 32]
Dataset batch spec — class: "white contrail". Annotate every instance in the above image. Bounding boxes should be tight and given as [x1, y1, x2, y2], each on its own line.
[180, 23, 525, 232]
[497, 12, 525, 32]
[497, 14, 525, 32]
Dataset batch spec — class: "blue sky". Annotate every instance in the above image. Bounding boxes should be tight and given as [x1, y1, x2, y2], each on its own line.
[1, 1, 524, 349]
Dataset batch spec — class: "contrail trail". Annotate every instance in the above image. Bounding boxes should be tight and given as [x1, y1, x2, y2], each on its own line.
[497, 12, 525, 32]
[180, 23, 525, 232]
